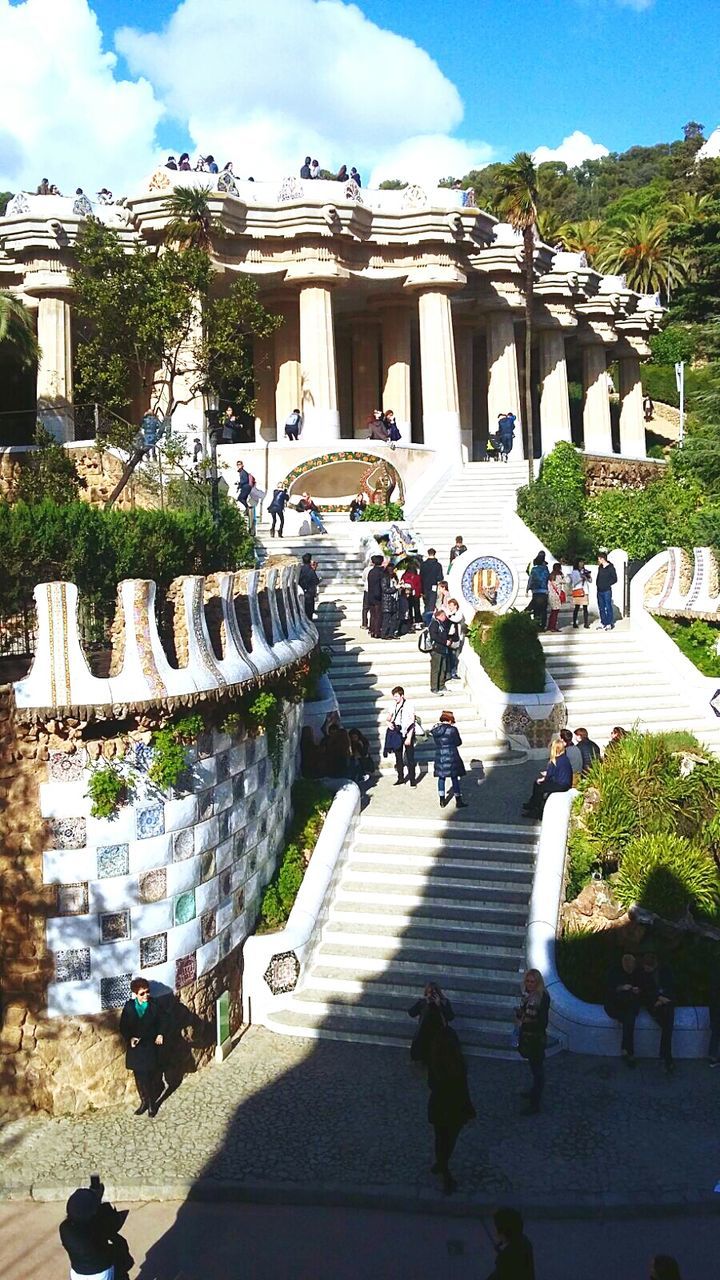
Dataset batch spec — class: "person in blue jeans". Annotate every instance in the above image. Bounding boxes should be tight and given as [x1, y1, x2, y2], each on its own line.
[526, 552, 550, 630]
[596, 551, 618, 630]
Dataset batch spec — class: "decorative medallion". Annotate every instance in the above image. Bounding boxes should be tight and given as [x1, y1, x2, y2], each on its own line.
[140, 933, 168, 968]
[136, 805, 165, 840]
[453, 553, 519, 617]
[55, 947, 91, 982]
[217, 171, 239, 196]
[48, 750, 86, 782]
[263, 951, 300, 995]
[175, 952, 197, 988]
[100, 910, 131, 943]
[101, 973, 132, 1009]
[97, 844, 129, 879]
[56, 882, 89, 917]
[47, 818, 86, 850]
[138, 867, 167, 903]
[201, 909, 216, 944]
[174, 889, 196, 926]
[173, 828, 195, 861]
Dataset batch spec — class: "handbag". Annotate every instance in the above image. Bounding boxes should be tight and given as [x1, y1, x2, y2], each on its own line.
[384, 727, 403, 755]
[571, 587, 587, 602]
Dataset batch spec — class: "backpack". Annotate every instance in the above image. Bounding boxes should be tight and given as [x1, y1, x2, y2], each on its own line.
[418, 627, 433, 654]
[247, 472, 256, 488]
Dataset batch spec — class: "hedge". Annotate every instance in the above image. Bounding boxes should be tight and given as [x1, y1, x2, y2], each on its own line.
[468, 609, 546, 694]
[0, 497, 254, 618]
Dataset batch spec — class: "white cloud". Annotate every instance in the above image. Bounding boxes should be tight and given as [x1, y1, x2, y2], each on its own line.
[532, 131, 610, 168]
[116, 0, 492, 183]
[0, 0, 163, 196]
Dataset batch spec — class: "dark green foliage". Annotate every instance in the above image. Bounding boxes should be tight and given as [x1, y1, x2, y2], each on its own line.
[642, 361, 717, 409]
[14, 426, 84, 505]
[615, 833, 720, 920]
[516, 442, 593, 560]
[584, 473, 702, 560]
[468, 609, 545, 694]
[360, 502, 404, 521]
[0, 497, 253, 617]
[246, 690, 284, 780]
[669, 199, 720, 324]
[656, 616, 720, 677]
[556, 927, 720, 1006]
[87, 764, 129, 819]
[649, 325, 697, 366]
[257, 780, 333, 932]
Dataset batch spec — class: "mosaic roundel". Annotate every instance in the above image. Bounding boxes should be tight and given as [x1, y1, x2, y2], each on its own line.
[459, 554, 518, 615]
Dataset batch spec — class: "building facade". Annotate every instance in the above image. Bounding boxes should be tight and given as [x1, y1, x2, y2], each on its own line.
[0, 171, 663, 460]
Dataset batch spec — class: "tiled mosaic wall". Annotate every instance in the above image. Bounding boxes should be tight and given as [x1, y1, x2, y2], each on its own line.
[41, 704, 302, 1017]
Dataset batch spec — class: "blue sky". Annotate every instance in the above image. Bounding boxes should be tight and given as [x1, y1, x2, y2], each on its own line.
[2, 0, 719, 195]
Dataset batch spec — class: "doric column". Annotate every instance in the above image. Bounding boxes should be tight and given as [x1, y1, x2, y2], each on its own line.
[486, 310, 524, 459]
[618, 352, 646, 459]
[582, 341, 613, 455]
[538, 328, 572, 454]
[351, 322, 380, 437]
[273, 298, 301, 440]
[416, 289, 462, 460]
[298, 284, 340, 441]
[253, 337, 275, 442]
[380, 306, 412, 442]
[453, 321, 474, 461]
[36, 295, 74, 442]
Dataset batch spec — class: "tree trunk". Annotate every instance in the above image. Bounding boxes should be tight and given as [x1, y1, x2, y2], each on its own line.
[523, 226, 535, 485]
[104, 448, 144, 509]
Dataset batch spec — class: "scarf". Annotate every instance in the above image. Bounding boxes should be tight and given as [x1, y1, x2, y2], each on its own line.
[134, 999, 148, 1018]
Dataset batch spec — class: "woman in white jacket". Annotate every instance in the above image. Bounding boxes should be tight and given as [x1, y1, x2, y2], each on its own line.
[570, 558, 592, 629]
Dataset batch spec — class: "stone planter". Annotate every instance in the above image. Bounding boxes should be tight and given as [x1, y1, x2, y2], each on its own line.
[460, 642, 566, 757]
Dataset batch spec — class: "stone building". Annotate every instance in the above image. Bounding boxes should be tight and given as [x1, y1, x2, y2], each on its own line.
[0, 171, 662, 461]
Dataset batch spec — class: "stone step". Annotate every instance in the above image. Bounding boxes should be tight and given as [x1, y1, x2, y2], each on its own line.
[340, 871, 532, 900]
[264, 1006, 523, 1058]
[306, 968, 522, 1002]
[284, 991, 517, 1036]
[314, 941, 524, 978]
[322, 917, 525, 951]
[348, 856, 534, 886]
[331, 892, 528, 927]
[359, 815, 536, 840]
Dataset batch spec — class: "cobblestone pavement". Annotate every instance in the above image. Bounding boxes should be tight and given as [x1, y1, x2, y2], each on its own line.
[2, 1027, 719, 1207]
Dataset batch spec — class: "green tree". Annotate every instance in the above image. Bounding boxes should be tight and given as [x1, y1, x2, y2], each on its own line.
[0, 291, 39, 371]
[14, 425, 84, 505]
[557, 219, 604, 263]
[669, 199, 720, 322]
[377, 179, 407, 190]
[494, 152, 539, 482]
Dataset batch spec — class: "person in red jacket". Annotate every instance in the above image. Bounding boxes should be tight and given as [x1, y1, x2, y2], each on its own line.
[401, 562, 422, 627]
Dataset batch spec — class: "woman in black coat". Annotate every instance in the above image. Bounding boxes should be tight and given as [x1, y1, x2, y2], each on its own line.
[427, 1024, 476, 1195]
[515, 968, 550, 1115]
[409, 983, 454, 1064]
[430, 710, 467, 809]
[119, 977, 166, 1117]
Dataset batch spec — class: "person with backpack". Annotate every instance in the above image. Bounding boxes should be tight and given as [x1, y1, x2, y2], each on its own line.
[385, 684, 417, 786]
[267, 481, 290, 537]
[526, 552, 550, 630]
[431, 710, 468, 808]
[428, 607, 452, 694]
[420, 549, 444, 618]
[284, 408, 302, 441]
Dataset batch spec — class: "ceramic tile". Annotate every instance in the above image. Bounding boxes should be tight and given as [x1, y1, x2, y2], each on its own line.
[228, 744, 246, 775]
[47, 817, 86, 850]
[194, 877, 219, 915]
[197, 732, 213, 759]
[175, 952, 197, 988]
[216, 838, 233, 873]
[195, 816, 219, 853]
[218, 927, 232, 959]
[140, 932, 168, 968]
[173, 828, 195, 861]
[212, 730, 232, 754]
[213, 780, 233, 814]
[201, 909, 216, 944]
[164, 795, 198, 832]
[200, 849, 216, 883]
[198, 789, 214, 821]
[136, 805, 165, 840]
[215, 900, 233, 934]
[48, 750, 87, 782]
[97, 844, 130, 879]
[101, 973, 132, 1009]
[192, 757, 217, 791]
[130, 899, 172, 937]
[216, 751, 230, 783]
[174, 889, 196, 926]
[128, 832, 171, 873]
[55, 947, 91, 982]
[232, 832, 245, 862]
[218, 810, 230, 844]
[245, 738, 256, 766]
[219, 868, 232, 900]
[165, 857, 200, 896]
[56, 883, 89, 916]
[233, 888, 245, 916]
[257, 759, 269, 789]
[129, 741, 154, 772]
[196, 936, 219, 978]
[47, 980, 100, 1018]
[138, 867, 167, 903]
[229, 802, 247, 834]
[232, 775, 245, 805]
[100, 909, 131, 943]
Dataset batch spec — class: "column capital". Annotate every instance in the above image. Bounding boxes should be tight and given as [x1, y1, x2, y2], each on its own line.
[285, 260, 349, 287]
[404, 264, 466, 292]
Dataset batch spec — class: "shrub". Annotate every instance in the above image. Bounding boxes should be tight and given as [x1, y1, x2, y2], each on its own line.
[14, 426, 84, 505]
[360, 502, 404, 522]
[86, 763, 129, 819]
[614, 833, 720, 920]
[516, 442, 594, 561]
[656, 616, 720, 677]
[584, 474, 701, 559]
[277, 849, 305, 910]
[259, 883, 285, 931]
[565, 827, 600, 900]
[257, 780, 332, 932]
[468, 609, 545, 693]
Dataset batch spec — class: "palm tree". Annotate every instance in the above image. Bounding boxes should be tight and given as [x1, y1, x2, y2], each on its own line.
[0, 291, 39, 370]
[536, 208, 563, 247]
[495, 152, 538, 483]
[164, 186, 214, 250]
[557, 218, 604, 265]
[596, 213, 689, 297]
[666, 192, 712, 223]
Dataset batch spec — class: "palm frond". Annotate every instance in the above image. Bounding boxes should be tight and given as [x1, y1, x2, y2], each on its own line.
[0, 291, 39, 370]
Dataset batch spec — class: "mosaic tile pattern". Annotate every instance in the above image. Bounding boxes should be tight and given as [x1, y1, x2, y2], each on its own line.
[100, 910, 131, 943]
[233, 832, 245, 861]
[233, 888, 245, 916]
[174, 889, 196, 926]
[216, 752, 230, 782]
[48, 750, 86, 783]
[173, 828, 194, 861]
[198, 790, 214, 821]
[201, 909, 216, 944]
[140, 932, 168, 968]
[219, 928, 232, 959]
[138, 867, 167, 903]
[219, 869, 232, 900]
[101, 973, 132, 1009]
[217, 810, 230, 843]
[136, 806, 165, 840]
[176, 952, 197, 988]
[55, 947, 91, 982]
[57, 883, 89, 916]
[97, 844, 129, 879]
[47, 817, 87, 850]
[200, 850, 216, 883]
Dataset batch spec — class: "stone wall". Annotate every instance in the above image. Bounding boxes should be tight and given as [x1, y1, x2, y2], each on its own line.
[584, 454, 665, 496]
[0, 443, 152, 511]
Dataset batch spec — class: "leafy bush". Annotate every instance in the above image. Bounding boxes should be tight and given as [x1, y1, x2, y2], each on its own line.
[86, 763, 129, 819]
[642, 361, 718, 410]
[584, 473, 701, 559]
[257, 780, 333, 932]
[649, 325, 697, 366]
[277, 846, 305, 910]
[565, 828, 600, 900]
[656, 615, 720, 677]
[516, 442, 593, 561]
[614, 833, 720, 920]
[556, 926, 720, 1006]
[14, 426, 84, 505]
[360, 502, 404, 522]
[468, 609, 545, 693]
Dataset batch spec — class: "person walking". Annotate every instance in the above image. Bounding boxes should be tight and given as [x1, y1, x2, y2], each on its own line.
[401, 562, 423, 627]
[604, 953, 642, 1067]
[366, 554, 385, 638]
[409, 983, 454, 1063]
[119, 977, 166, 1118]
[485, 1207, 536, 1280]
[59, 1184, 133, 1280]
[267, 482, 289, 537]
[428, 608, 452, 695]
[643, 394, 655, 422]
[431, 710, 467, 809]
[298, 553, 320, 621]
[427, 1023, 476, 1194]
[575, 726, 600, 774]
[596, 551, 618, 631]
[546, 563, 566, 632]
[570, 558, 591, 629]
[448, 535, 467, 570]
[497, 411, 516, 459]
[420, 549, 444, 616]
[515, 968, 550, 1114]
[284, 408, 302, 440]
[386, 684, 417, 786]
[526, 553, 550, 630]
[235, 459, 253, 511]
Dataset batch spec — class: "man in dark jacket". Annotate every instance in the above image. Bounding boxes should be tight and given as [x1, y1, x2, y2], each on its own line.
[366, 554, 385, 638]
[603, 953, 642, 1065]
[428, 608, 452, 694]
[235, 459, 253, 511]
[596, 551, 618, 630]
[486, 1207, 535, 1279]
[300, 156, 312, 179]
[119, 978, 167, 1116]
[298, 553, 320, 621]
[574, 726, 601, 774]
[420, 549, 444, 616]
[639, 952, 676, 1071]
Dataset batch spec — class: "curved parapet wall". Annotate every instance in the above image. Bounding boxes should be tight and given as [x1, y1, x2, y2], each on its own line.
[635, 545, 720, 621]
